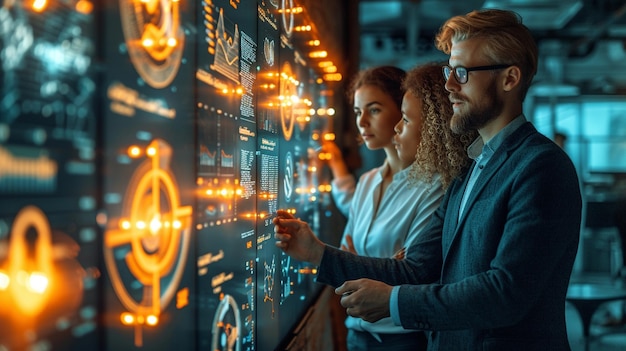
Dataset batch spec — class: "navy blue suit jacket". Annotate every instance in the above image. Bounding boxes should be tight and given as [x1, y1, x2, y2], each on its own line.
[317, 122, 582, 350]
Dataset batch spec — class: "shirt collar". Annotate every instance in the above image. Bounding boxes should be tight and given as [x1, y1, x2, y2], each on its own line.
[466, 115, 527, 160]
[376, 160, 412, 181]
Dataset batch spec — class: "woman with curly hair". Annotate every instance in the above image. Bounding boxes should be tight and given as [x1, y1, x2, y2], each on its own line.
[395, 62, 477, 191]
[334, 62, 476, 351]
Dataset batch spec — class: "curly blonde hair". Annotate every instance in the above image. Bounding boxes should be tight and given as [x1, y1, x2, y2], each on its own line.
[404, 62, 478, 190]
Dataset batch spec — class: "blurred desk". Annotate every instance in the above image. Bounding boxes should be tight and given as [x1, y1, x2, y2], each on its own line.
[566, 283, 626, 351]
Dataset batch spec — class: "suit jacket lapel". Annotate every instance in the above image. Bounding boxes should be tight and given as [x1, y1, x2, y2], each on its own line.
[443, 123, 536, 264]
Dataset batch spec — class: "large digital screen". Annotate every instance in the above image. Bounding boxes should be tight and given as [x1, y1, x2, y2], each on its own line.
[0, 1, 99, 350]
[100, 0, 197, 349]
[0, 1, 338, 350]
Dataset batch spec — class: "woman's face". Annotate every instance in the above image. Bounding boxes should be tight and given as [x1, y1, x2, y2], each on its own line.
[353, 84, 402, 150]
[393, 92, 423, 167]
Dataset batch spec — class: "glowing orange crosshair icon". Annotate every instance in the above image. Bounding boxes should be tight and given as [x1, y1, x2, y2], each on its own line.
[104, 139, 192, 347]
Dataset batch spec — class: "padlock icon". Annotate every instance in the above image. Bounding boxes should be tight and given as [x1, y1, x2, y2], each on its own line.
[7, 205, 53, 316]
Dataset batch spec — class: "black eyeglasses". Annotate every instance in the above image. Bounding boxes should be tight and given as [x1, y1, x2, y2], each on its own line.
[442, 64, 512, 84]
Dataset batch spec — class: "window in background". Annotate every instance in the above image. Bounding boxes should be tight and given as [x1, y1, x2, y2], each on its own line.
[531, 96, 626, 182]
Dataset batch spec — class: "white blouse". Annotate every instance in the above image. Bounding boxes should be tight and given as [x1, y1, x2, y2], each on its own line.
[341, 161, 444, 336]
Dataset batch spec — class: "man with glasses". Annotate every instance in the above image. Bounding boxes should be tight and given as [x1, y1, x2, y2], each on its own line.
[274, 9, 582, 350]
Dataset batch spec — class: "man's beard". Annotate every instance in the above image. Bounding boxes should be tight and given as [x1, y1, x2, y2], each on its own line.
[450, 82, 503, 134]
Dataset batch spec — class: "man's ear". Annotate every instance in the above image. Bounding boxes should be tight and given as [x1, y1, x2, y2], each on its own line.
[502, 66, 522, 92]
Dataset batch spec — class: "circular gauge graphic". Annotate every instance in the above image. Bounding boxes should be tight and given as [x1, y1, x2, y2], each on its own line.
[263, 37, 275, 66]
[119, 0, 185, 89]
[283, 151, 294, 202]
[211, 294, 241, 351]
[104, 139, 192, 346]
[281, 0, 294, 38]
[280, 61, 297, 141]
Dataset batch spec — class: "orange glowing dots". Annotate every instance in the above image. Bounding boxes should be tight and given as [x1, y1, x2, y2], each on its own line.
[318, 152, 330, 161]
[279, 6, 302, 14]
[26, 272, 49, 294]
[97, 211, 108, 226]
[322, 184, 332, 192]
[136, 221, 147, 230]
[309, 108, 316, 116]
[323, 66, 337, 73]
[206, 189, 214, 196]
[166, 38, 177, 47]
[146, 146, 157, 157]
[173, 220, 182, 229]
[121, 220, 132, 230]
[324, 133, 335, 141]
[318, 61, 333, 68]
[316, 108, 326, 116]
[121, 312, 135, 325]
[176, 287, 189, 309]
[146, 315, 159, 326]
[235, 87, 244, 95]
[222, 88, 229, 94]
[324, 73, 343, 81]
[294, 25, 311, 32]
[149, 217, 162, 234]
[307, 40, 320, 46]
[128, 145, 142, 158]
[327, 108, 336, 116]
[246, 241, 252, 249]
[142, 38, 155, 48]
[308, 50, 327, 58]
[31, 0, 47, 12]
[75, 0, 93, 14]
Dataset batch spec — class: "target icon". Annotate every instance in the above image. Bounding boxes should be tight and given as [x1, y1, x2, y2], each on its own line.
[120, 0, 185, 88]
[104, 139, 192, 346]
[211, 294, 241, 351]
